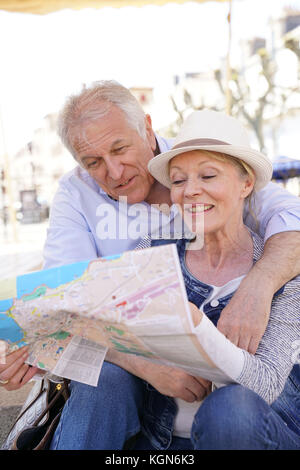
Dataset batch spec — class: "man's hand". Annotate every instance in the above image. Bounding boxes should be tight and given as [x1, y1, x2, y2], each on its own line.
[0, 345, 39, 391]
[217, 275, 273, 353]
[217, 231, 300, 354]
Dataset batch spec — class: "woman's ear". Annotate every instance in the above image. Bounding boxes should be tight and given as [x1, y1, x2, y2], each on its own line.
[241, 175, 255, 199]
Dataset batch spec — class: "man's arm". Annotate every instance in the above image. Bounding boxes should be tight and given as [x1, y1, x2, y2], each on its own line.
[218, 231, 300, 353]
[243, 181, 300, 241]
[43, 180, 99, 269]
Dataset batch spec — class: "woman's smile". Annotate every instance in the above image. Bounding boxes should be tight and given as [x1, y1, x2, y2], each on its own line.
[184, 204, 214, 214]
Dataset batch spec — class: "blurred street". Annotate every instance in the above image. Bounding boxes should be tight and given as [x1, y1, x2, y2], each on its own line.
[0, 220, 48, 448]
[0, 220, 48, 280]
[0, 383, 34, 448]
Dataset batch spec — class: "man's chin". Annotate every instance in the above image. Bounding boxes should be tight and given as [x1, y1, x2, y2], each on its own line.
[105, 190, 149, 204]
[120, 193, 148, 205]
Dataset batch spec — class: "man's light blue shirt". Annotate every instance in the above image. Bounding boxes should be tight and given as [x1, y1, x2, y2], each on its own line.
[44, 134, 300, 269]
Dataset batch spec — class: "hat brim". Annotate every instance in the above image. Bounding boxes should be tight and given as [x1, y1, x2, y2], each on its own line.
[148, 145, 273, 191]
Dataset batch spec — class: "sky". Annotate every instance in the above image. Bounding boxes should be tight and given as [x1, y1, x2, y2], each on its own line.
[1, 0, 300, 154]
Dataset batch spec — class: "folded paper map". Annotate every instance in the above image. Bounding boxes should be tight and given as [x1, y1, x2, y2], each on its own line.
[0, 244, 233, 385]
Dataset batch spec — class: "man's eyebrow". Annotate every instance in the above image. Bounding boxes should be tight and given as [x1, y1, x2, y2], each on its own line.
[79, 138, 129, 161]
[81, 155, 100, 161]
[111, 139, 127, 148]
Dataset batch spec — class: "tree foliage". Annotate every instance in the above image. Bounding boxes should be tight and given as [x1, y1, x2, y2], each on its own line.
[169, 41, 300, 153]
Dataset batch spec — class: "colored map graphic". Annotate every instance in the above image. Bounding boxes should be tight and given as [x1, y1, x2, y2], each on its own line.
[0, 245, 194, 372]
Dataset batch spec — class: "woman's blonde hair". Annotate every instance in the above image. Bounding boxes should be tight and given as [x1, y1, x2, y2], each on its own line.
[198, 150, 255, 186]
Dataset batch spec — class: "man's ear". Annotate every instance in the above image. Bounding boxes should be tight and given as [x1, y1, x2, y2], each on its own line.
[145, 114, 157, 152]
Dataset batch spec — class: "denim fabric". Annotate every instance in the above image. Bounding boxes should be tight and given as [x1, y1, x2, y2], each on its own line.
[134, 382, 300, 450]
[191, 384, 300, 449]
[271, 364, 300, 436]
[50, 362, 145, 450]
[135, 383, 300, 450]
[140, 382, 177, 449]
[174, 237, 235, 326]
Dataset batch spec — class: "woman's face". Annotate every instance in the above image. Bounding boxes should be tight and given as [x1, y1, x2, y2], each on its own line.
[169, 150, 254, 235]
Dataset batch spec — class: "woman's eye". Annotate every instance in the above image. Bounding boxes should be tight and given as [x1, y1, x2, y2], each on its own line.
[171, 179, 185, 185]
[114, 146, 126, 153]
[202, 175, 216, 180]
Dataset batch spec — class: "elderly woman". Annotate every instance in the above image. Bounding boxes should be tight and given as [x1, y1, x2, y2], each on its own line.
[140, 110, 300, 450]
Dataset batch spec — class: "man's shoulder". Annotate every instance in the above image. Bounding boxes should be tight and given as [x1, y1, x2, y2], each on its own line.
[57, 165, 102, 195]
[58, 166, 78, 187]
[155, 133, 174, 153]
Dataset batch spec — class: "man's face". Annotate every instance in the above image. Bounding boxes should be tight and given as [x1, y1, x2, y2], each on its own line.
[71, 106, 157, 204]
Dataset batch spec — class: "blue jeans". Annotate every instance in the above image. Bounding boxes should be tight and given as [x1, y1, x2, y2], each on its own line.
[50, 362, 300, 450]
[191, 384, 300, 450]
[134, 385, 300, 450]
[50, 362, 144, 450]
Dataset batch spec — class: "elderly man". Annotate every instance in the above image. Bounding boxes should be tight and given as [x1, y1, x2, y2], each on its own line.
[1, 81, 300, 450]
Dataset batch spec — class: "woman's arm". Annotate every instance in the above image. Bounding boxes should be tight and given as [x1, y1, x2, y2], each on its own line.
[194, 277, 300, 404]
[105, 348, 210, 402]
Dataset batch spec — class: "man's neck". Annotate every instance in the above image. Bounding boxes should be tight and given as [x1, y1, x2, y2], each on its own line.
[144, 180, 172, 206]
[154, 138, 161, 157]
[144, 139, 172, 206]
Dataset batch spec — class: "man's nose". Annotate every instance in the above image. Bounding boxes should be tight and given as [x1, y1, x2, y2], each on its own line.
[105, 158, 124, 180]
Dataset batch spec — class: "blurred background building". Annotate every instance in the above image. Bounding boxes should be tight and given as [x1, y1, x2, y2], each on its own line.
[1, 2, 300, 252]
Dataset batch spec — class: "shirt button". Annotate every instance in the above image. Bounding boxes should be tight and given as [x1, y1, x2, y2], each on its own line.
[210, 299, 219, 307]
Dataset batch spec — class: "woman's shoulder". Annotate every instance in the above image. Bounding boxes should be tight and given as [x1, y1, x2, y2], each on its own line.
[248, 228, 300, 293]
[247, 229, 264, 262]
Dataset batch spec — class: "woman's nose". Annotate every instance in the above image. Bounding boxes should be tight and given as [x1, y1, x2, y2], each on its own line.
[184, 179, 203, 197]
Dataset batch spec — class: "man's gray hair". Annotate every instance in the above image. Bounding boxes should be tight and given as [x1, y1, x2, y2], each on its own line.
[58, 80, 147, 158]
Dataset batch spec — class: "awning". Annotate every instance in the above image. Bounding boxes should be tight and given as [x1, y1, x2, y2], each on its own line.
[272, 156, 300, 181]
[0, 0, 229, 15]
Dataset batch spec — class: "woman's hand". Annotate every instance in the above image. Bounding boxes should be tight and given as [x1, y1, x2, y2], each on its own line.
[188, 301, 203, 327]
[145, 364, 211, 402]
[106, 348, 211, 402]
[0, 345, 39, 391]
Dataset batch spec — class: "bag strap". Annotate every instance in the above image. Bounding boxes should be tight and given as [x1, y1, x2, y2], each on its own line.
[33, 379, 70, 427]
[4, 379, 45, 438]
[5, 378, 70, 437]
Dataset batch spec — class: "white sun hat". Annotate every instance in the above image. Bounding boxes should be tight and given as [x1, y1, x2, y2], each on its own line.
[148, 110, 273, 191]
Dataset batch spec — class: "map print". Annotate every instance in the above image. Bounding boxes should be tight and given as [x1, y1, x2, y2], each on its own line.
[0, 245, 194, 372]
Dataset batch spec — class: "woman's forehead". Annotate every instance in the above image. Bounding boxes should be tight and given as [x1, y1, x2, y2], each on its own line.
[170, 150, 232, 169]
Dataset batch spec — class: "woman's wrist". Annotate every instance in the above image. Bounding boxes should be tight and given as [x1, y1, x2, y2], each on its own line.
[105, 348, 149, 381]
